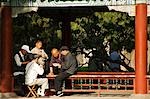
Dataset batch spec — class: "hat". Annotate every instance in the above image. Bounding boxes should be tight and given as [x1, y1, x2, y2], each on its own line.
[21, 45, 31, 53]
[60, 46, 69, 51]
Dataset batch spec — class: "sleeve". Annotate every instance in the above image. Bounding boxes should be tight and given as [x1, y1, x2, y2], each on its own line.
[49, 56, 55, 67]
[35, 64, 44, 75]
[64, 54, 77, 74]
[41, 49, 48, 59]
[62, 54, 72, 70]
[65, 56, 72, 69]
[14, 54, 22, 66]
[31, 48, 41, 55]
[31, 48, 36, 54]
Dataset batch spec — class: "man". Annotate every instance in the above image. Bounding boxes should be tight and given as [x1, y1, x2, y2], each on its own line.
[48, 48, 62, 75]
[54, 46, 78, 96]
[109, 49, 121, 72]
[31, 40, 48, 59]
[31, 40, 49, 76]
[14, 45, 31, 96]
[25, 56, 49, 96]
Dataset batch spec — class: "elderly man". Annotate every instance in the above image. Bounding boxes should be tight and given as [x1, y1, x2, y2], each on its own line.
[54, 46, 78, 97]
[25, 56, 49, 96]
[31, 40, 48, 59]
[14, 45, 31, 96]
[48, 48, 62, 75]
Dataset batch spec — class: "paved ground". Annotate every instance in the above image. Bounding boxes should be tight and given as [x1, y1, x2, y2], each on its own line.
[8, 96, 129, 99]
[1, 92, 150, 99]
[1, 93, 130, 99]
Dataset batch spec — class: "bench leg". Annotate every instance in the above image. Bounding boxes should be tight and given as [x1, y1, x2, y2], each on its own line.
[97, 90, 100, 97]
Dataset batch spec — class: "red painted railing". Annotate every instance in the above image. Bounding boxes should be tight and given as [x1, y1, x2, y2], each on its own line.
[48, 72, 150, 96]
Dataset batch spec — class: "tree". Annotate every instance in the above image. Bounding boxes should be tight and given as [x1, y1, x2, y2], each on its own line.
[70, 12, 135, 71]
[13, 11, 62, 54]
[71, 12, 135, 53]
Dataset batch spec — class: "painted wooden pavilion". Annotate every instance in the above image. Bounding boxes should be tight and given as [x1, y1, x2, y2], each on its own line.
[0, 0, 150, 98]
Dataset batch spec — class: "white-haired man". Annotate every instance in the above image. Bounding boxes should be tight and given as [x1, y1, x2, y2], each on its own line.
[25, 56, 49, 96]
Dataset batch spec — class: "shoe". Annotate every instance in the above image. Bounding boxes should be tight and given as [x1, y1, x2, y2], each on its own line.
[37, 88, 45, 96]
[37, 88, 41, 95]
[57, 93, 63, 97]
[56, 91, 63, 97]
[39, 92, 45, 96]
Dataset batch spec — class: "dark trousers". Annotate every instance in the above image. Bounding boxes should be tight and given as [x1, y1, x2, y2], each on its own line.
[54, 71, 71, 92]
[14, 74, 25, 96]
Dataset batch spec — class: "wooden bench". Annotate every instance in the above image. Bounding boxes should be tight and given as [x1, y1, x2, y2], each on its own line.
[47, 72, 150, 96]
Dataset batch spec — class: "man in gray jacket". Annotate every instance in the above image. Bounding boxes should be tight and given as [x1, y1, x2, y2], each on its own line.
[54, 46, 78, 96]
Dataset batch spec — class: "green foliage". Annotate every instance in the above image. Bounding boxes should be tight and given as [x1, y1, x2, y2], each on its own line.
[13, 11, 61, 54]
[77, 67, 88, 72]
[13, 11, 135, 56]
[71, 12, 135, 53]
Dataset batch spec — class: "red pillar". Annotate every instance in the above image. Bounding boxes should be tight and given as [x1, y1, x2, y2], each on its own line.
[0, 6, 13, 92]
[0, 8, 2, 92]
[135, 3, 147, 94]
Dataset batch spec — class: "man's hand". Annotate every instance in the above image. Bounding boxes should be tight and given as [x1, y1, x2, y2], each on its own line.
[46, 72, 55, 77]
[53, 63, 61, 68]
[22, 61, 30, 65]
[48, 72, 54, 75]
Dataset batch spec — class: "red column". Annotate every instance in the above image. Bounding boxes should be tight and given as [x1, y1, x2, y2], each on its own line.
[135, 3, 147, 94]
[0, 7, 2, 92]
[0, 6, 13, 92]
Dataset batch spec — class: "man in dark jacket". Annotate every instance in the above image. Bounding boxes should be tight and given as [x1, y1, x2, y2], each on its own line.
[54, 46, 78, 96]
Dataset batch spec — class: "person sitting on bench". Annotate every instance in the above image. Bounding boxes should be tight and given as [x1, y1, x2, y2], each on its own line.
[48, 48, 62, 75]
[54, 46, 78, 97]
[25, 55, 49, 96]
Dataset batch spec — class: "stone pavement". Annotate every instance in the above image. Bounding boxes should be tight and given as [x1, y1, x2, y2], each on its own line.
[1, 93, 130, 99]
[1, 93, 150, 99]
[8, 96, 129, 99]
